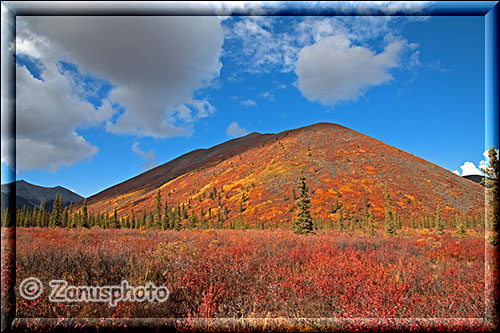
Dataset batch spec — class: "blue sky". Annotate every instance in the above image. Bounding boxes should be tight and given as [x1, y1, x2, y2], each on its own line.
[1, 2, 496, 197]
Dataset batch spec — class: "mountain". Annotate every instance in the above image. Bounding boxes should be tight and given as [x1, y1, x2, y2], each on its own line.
[462, 175, 486, 186]
[1, 180, 83, 212]
[82, 123, 484, 226]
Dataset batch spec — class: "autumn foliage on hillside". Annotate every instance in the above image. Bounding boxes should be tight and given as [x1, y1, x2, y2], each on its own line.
[77, 123, 484, 228]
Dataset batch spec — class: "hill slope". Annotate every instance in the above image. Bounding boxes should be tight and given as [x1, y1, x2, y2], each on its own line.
[1, 180, 83, 212]
[83, 123, 484, 225]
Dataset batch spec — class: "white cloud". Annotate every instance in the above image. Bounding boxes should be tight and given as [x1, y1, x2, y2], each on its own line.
[295, 35, 406, 106]
[457, 161, 484, 177]
[222, 16, 415, 74]
[226, 122, 247, 137]
[20, 16, 223, 138]
[480, 148, 499, 173]
[210, 1, 432, 17]
[3, 63, 114, 171]
[483, 148, 499, 160]
[131, 142, 158, 171]
[241, 99, 257, 107]
[454, 148, 499, 177]
[223, 16, 299, 73]
[452, 170, 460, 176]
[258, 91, 275, 101]
[172, 99, 216, 124]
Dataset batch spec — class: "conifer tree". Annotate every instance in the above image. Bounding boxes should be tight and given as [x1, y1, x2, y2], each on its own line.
[292, 171, 314, 234]
[155, 189, 162, 226]
[182, 203, 188, 220]
[131, 211, 136, 229]
[140, 211, 147, 229]
[200, 208, 207, 229]
[481, 146, 499, 238]
[395, 212, 402, 229]
[363, 195, 370, 229]
[456, 217, 466, 237]
[338, 207, 345, 233]
[384, 186, 396, 236]
[187, 209, 198, 229]
[110, 207, 120, 228]
[103, 212, 109, 229]
[367, 208, 375, 236]
[40, 201, 49, 227]
[162, 201, 170, 229]
[217, 210, 222, 228]
[81, 198, 89, 228]
[62, 207, 69, 228]
[435, 205, 444, 236]
[50, 195, 63, 227]
[147, 211, 154, 229]
[410, 215, 417, 229]
[26, 207, 35, 227]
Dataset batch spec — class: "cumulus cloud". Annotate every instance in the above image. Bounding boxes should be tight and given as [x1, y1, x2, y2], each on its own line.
[6, 16, 224, 171]
[172, 99, 216, 124]
[4, 63, 115, 171]
[455, 161, 484, 177]
[20, 16, 223, 138]
[131, 142, 158, 171]
[241, 99, 257, 107]
[226, 122, 247, 137]
[454, 148, 499, 176]
[295, 35, 406, 106]
[222, 16, 415, 74]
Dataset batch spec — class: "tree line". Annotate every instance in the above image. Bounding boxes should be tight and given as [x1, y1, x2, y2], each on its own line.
[2, 146, 497, 239]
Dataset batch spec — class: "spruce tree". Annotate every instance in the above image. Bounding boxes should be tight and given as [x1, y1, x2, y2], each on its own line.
[140, 211, 147, 229]
[81, 198, 89, 228]
[131, 211, 136, 229]
[147, 211, 154, 229]
[187, 209, 198, 229]
[155, 189, 162, 227]
[62, 208, 69, 228]
[367, 208, 375, 236]
[481, 146, 499, 245]
[40, 201, 49, 227]
[456, 217, 466, 237]
[28, 207, 37, 227]
[363, 195, 370, 229]
[163, 201, 170, 229]
[337, 207, 345, 233]
[292, 171, 314, 234]
[110, 207, 120, 228]
[435, 205, 444, 236]
[384, 186, 396, 236]
[50, 195, 63, 227]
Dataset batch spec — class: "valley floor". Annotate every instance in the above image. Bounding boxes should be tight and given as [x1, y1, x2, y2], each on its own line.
[1, 227, 491, 330]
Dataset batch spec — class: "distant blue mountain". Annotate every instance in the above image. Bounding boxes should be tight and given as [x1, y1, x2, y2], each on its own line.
[1, 180, 83, 212]
[462, 175, 486, 186]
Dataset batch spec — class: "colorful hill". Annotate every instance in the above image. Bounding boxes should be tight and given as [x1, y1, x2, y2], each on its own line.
[82, 123, 484, 226]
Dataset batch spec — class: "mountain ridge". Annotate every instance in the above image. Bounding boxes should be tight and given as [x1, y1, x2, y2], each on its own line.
[79, 122, 484, 225]
[1, 179, 83, 212]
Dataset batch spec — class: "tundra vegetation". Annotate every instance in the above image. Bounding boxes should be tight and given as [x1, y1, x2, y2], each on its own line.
[1, 146, 497, 330]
